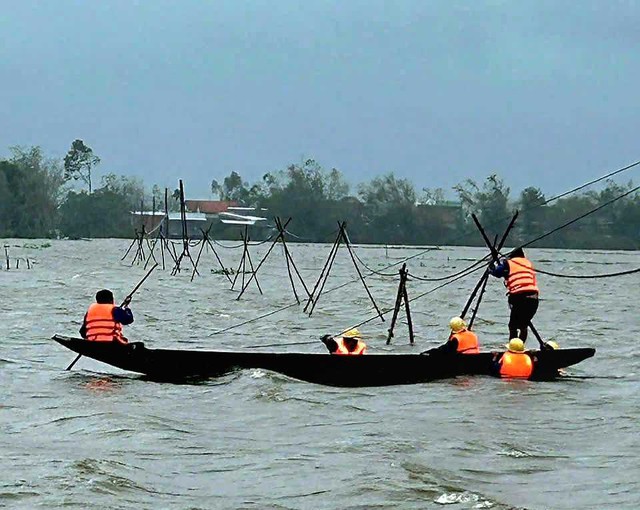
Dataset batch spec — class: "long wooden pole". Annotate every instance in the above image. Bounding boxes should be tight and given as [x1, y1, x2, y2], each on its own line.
[306, 227, 342, 316]
[386, 263, 407, 344]
[241, 230, 263, 294]
[65, 263, 159, 371]
[303, 226, 342, 312]
[236, 218, 291, 300]
[342, 225, 384, 322]
[471, 213, 546, 350]
[402, 270, 415, 344]
[461, 213, 518, 318]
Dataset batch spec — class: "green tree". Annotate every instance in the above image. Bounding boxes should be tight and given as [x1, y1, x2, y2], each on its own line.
[358, 173, 417, 243]
[252, 160, 352, 240]
[453, 174, 511, 238]
[542, 194, 597, 248]
[325, 168, 350, 200]
[222, 171, 249, 202]
[0, 162, 15, 236]
[358, 173, 416, 211]
[420, 187, 446, 205]
[517, 186, 547, 241]
[210, 179, 222, 199]
[64, 139, 100, 193]
[58, 189, 132, 238]
[1, 146, 64, 237]
[101, 173, 145, 208]
[149, 184, 174, 212]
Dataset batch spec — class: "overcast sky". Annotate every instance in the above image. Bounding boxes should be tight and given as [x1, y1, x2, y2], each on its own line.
[2, 0, 639, 198]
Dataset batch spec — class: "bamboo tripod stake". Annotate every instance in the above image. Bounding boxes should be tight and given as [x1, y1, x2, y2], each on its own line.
[386, 263, 414, 344]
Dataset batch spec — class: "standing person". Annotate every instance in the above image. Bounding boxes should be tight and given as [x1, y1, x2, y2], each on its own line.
[489, 247, 539, 342]
[493, 338, 533, 378]
[80, 289, 134, 344]
[321, 328, 367, 355]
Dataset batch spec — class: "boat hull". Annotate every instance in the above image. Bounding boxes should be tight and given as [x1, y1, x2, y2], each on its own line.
[53, 335, 596, 386]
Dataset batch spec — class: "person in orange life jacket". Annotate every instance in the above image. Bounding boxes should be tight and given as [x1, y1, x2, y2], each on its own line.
[432, 317, 480, 354]
[492, 338, 533, 378]
[321, 328, 367, 355]
[489, 247, 539, 342]
[79, 289, 134, 344]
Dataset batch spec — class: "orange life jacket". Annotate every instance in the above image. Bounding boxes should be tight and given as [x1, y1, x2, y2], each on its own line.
[506, 257, 539, 295]
[85, 303, 126, 343]
[499, 351, 533, 378]
[451, 329, 479, 354]
[334, 338, 367, 355]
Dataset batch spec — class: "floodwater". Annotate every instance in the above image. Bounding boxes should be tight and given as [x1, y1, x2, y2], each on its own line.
[1, 238, 638, 510]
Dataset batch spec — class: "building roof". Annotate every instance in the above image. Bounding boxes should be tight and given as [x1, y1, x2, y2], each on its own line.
[131, 211, 207, 221]
[185, 200, 237, 214]
[168, 212, 207, 221]
[131, 211, 166, 216]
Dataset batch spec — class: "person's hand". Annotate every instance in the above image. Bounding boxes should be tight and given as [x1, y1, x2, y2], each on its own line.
[320, 334, 333, 343]
[123, 296, 132, 307]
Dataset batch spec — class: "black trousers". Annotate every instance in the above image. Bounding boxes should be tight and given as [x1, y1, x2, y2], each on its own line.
[508, 293, 539, 341]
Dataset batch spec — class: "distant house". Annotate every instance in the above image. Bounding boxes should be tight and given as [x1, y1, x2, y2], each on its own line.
[220, 206, 268, 226]
[130, 211, 208, 239]
[166, 212, 208, 238]
[130, 211, 165, 234]
[186, 199, 269, 230]
[185, 200, 237, 217]
[131, 200, 269, 240]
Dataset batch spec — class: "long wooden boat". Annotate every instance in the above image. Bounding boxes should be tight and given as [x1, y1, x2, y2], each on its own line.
[53, 335, 595, 387]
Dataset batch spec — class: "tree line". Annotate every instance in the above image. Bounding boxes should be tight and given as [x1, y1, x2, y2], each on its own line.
[1, 143, 638, 249]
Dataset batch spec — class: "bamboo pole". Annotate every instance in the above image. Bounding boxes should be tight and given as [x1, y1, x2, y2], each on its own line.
[386, 263, 407, 344]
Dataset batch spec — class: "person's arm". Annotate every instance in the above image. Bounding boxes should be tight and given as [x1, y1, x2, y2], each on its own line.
[489, 258, 509, 278]
[79, 313, 88, 338]
[491, 353, 504, 375]
[431, 337, 458, 354]
[321, 335, 338, 354]
[113, 306, 134, 325]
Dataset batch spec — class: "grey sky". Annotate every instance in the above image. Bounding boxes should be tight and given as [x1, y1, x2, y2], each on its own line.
[2, 0, 639, 199]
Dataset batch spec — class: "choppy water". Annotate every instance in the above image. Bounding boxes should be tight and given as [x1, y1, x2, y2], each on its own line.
[1, 239, 638, 509]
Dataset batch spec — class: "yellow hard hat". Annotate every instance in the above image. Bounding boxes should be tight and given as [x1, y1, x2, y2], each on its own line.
[343, 328, 362, 339]
[449, 316, 466, 333]
[505, 338, 525, 353]
[546, 341, 559, 350]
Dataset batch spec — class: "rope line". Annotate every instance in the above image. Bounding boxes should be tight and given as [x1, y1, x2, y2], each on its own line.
[537, 159, 640, 208]
[504, 254, 640, 279]
[519, 184, 640, 250]
[343, 228, 460, 279]
[212, 232, 277, 250]
[406, 254, 492, 282]
[339, 261, 487, 335]
[535, 265, 640, 279]
[348, 246, 400, 277]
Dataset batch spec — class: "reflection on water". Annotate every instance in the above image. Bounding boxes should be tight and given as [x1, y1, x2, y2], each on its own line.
[83, 377, 120, 392]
